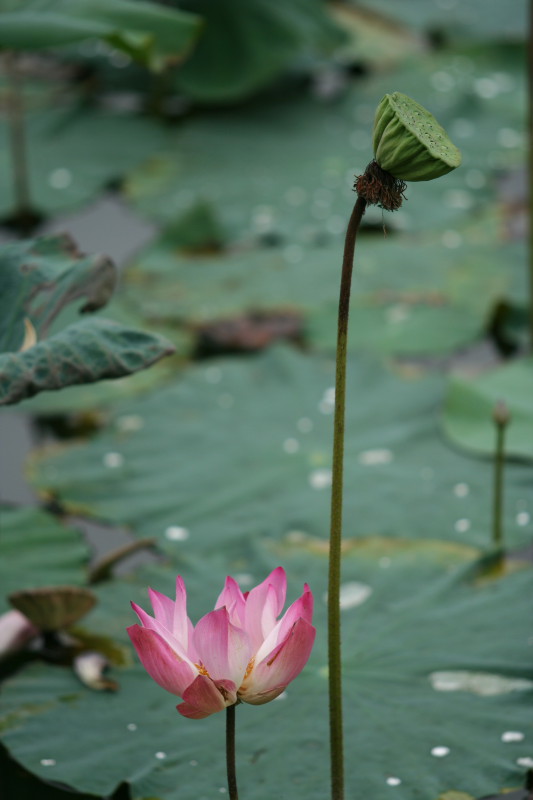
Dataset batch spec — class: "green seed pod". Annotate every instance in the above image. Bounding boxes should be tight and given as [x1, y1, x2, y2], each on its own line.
[373, 92, 461, 181]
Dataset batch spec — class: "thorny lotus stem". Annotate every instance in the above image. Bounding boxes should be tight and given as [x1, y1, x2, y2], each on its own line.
[492, 401, 510, 550]
[226, 704, 239, 800]
[328, 195, 367, 800]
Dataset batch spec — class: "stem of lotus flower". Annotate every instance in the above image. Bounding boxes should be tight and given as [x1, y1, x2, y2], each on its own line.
[328, 195, 367, 800]
[226, 704, 239, 800]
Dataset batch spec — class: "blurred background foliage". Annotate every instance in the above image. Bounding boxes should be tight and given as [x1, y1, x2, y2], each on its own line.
[0, 1, 531, 799]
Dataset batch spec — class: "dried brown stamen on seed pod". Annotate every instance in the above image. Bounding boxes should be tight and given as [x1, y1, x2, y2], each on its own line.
[354, 161, 407, 212]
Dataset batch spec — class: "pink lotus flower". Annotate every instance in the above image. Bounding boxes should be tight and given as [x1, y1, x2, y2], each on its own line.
[128, 567, 315, 719]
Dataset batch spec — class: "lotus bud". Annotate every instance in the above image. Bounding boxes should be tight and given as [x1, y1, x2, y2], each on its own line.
[372, 92, 461, 181]
[73, 651, 118, 692]
[492, 399, 510, 428]
[0, 609, 38, 659]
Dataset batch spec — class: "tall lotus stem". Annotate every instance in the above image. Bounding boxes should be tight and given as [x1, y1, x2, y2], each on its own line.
[328, 92, 460, 800]
[328, 196, 366, 800]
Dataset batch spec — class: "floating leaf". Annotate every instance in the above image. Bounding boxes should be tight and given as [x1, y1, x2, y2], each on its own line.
[0, 543, 530, 799]
[329, 3, 427, 70]
[171, 0, 344, 101]
[362, 0, 527, 40]
[126, 43, 525, 239]
[27, 348, 533, 551]
[0, 104, 173, 218]
[120, 225, 515, 357]
[437, 793, 475, 800]
[442, 358, 533, 460]
[0, 507, 89, 611]
[0, 0, 202, 72]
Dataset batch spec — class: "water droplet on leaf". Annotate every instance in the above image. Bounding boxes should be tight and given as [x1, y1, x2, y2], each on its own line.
[165, 526, 190, 542]
[502, 731, 524, 743]
[48, 168, 72, 189]
[431, 746, 450, 757]
[103, 452, 123, 468]
[309, 469, 332, 490]
[358, 449, 393, 466]
[283, 438, 300, 454]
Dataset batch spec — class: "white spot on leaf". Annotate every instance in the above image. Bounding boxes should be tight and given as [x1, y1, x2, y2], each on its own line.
[430, 671, 533, 696]
[48, 168, 72, 189]
[386, 777, 401, 786]
[358, 449, 393, 466]
[165, 526, 190, 542]
[453, 483, 470, 498]
[283, 438, 300, 454]
[502, 731, 524, 743]
[297, 417, 313, 433]
[431, 746, 450, 757]
[103, 452, 123, 468]
[309, 469, 332, 490]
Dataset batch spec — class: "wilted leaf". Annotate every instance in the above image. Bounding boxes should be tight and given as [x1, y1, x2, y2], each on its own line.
[0, 235, 174, 405]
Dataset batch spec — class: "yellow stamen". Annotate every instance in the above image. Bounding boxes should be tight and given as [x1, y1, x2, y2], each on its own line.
[244, 657, 255, 679]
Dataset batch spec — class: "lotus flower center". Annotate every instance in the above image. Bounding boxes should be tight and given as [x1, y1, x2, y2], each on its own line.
[195, 662, 210, 677]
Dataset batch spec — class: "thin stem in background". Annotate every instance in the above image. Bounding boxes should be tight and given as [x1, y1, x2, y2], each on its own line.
[4, 52, 33, 228]
[492, 401, 509, 550]
[226, 704, 239, 800]
[328, 195, 367, 800]
[527, 0, 533, 353]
